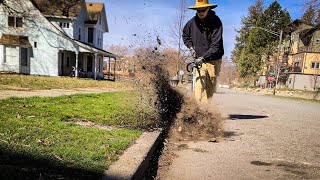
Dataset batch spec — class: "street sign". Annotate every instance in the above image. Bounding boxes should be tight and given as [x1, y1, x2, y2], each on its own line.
[268, 76, 275, 82]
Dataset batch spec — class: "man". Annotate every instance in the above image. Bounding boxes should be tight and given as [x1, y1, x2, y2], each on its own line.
[182, 0, 224, 104]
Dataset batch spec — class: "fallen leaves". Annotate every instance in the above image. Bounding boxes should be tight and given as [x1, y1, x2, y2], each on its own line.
[35, 137, 52, 146]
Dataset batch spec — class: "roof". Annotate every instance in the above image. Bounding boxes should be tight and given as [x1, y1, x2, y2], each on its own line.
[0, 34, 32, 48]
[73, 39, 117, 58]
[31, 0, 84, 18]
[86, 2, 104, 22]
[300, 24, 320, 46]
[288, 19, 314, 33]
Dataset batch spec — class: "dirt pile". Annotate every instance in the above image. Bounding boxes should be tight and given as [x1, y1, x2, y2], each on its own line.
[169, 94, 223, 141]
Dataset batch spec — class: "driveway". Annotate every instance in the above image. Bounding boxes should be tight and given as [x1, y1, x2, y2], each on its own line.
[0, 88, 118, 100]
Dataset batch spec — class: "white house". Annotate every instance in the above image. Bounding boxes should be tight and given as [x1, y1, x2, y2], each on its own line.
[0, 0, 116, 79]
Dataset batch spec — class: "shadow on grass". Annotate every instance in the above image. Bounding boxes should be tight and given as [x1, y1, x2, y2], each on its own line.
[229, 114, 268, 120]
[0, 146, 103, 180]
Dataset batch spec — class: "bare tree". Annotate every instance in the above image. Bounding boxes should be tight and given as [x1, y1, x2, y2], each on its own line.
[162, 48, 180, 76]
[105, 44, 129, 71]
[219, 57, 238, 86]
[169, 0, 188, 73]
[30, 0, 84, 17]
[1, 0, 84, 17]
[0, 0, 33, 17]
[106, 44, 129, 57]
[306, 0, 320, 7]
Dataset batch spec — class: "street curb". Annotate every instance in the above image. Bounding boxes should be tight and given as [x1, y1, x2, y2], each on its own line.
[102, 130, 163, 180]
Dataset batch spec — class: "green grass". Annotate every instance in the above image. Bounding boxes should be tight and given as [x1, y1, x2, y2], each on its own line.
[0, 74, 131, 90]
[0, 91, 157, 178]
[265, 94, 320, 103]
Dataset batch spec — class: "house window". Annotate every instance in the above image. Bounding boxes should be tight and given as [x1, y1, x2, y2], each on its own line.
[101, 32, 103, 45]
[34, 42, 37, 48]
[88, 27, 94, 43]
[3, 45, 16, 64]
[311, 62, 320, 69]
[78, 28, 81, 40]
[20, 48, 28, 66]
[59, 22, 69, 28]
[97, 30, 100, 45]
[8, 16, 22, 27]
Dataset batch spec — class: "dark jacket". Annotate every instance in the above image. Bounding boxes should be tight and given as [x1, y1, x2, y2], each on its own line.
[182, 10, 224, 61]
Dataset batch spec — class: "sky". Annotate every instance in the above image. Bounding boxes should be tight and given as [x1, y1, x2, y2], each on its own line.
[89, 0, 307, 58]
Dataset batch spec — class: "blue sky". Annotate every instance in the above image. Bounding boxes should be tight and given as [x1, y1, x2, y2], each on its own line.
[90, 0, 307, 58]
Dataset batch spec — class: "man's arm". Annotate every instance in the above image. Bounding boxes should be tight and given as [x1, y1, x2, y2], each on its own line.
[202, 17, 224, 60]
[182, 21, 193, 49]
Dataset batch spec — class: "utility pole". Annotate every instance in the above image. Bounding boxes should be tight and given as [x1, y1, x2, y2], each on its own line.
[273, 30, 283, 95]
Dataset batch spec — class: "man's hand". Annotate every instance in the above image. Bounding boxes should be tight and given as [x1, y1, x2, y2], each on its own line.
[194, 57, 204, 69]
[189, 47, 196, 58]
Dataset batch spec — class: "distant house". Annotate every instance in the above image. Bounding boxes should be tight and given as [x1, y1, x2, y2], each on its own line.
[285, 19, 320, 90]
[0, 0, 116, 79]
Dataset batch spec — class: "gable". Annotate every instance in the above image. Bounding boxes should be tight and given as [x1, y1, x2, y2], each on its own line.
[85, 2, 108, 32]
[86, 2, 103, 22]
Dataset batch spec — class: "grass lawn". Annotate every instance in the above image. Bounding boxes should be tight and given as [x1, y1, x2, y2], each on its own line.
[0, 91, 157, 179]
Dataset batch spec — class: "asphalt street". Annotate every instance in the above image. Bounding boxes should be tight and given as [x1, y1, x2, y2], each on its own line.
[159, 88, 320, 180]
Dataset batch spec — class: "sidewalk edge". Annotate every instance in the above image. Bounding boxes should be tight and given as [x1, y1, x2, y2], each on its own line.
[102, 129, 163, 180]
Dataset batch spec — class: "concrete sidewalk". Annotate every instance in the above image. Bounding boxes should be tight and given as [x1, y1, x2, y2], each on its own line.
[0, 88, 117, 100]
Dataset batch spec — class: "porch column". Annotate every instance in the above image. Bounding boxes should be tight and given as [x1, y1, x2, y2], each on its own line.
[94, 53, 98, 80]
[114, 57, 116, 81]
[108, 57, 111, 79]
[75, 51, 79, 77]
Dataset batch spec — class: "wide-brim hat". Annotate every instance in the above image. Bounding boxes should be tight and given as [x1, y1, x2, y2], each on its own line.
[188, 0, 217, 10]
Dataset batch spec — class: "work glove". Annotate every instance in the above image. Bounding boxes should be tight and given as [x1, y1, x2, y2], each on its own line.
[189, 47, 196, 58]
[194, 56, 204, 69]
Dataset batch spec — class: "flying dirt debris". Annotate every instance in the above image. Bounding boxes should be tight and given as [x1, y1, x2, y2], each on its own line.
[133, 55, 223, 140]
[157, 35, 162, 46]
[129, 44, 224, 180]
[169, 94, 223, 141]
